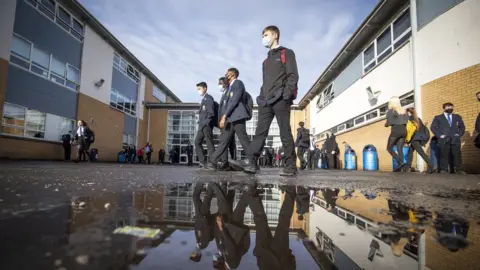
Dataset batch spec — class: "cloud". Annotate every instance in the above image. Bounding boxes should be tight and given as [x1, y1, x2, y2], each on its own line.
[79, 0, 377, 102]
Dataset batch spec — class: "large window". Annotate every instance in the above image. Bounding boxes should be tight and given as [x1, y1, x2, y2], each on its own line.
[110, 89, 137, 116]
[113, 53, 140, 83]
[10, 34, 80, 90]
[123, 133, 136, 147]
[316, 83, 335, 110]
[153, 86, 166, 102]
[1, 103, 74, 141]
[25, 0, 84, 42]
[363, 8, 411, 73]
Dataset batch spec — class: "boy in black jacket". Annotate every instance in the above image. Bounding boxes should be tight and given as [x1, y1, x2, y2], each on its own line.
[231, 25, 299, 176]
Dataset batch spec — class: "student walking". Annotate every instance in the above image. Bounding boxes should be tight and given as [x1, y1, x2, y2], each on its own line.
[385, 97, 409, 172]
[194, 82, 216, 167]
[231, 25, 299, 176]
[404, 108, 432, 173]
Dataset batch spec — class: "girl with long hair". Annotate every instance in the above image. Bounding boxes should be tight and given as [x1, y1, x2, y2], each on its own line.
[405, 108, 433, 173]
[385, 97, 409, 172]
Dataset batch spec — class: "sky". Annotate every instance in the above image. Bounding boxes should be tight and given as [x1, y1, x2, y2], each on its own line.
[78, 0, 378, 103]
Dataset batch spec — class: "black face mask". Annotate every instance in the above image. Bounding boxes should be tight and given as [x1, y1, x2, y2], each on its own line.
[445, 109, 453, 114]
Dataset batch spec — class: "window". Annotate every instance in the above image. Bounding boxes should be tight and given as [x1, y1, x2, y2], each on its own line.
[366, 110, 379, 120]
[110, 89, 136, 116]
[9, 33, 80, 90]
[336, 124, 346, 133]
[153, 86, 166, 102]
[362, 8, 411, 73]
[401, 95, 414, 106]
[346, 120, 354, 129]
[25, 110, 46, 138]
[379, 105, 388, 116]
[113, 53, 140, 83]
[354, 116, 365, 125]
[123, 133, 136, 146]
[25, 0, 84, 42]
[1, 103, 48, 139]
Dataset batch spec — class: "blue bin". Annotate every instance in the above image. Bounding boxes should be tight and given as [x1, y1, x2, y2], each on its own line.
[344, 147, 357, 170]
[392, 145, 409, 169]
[118, 152, 126, 163]
[363, 145, 378, 171]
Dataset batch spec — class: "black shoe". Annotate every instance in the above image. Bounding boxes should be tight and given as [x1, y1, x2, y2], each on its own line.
[280, 166, 297, 176]
[394, 162, 405, 172]
[455, 170, 467, 175]
[229, 158, 250, 171]
[217, 162, 230, 171]
[426, 166, 433, 174]
[205, 162, 217, 171]
[244, 159, 258, 174]
[439, 170, 448, 174]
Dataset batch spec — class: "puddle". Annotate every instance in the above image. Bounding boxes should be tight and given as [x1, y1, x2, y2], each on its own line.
[0, 179, 478, 270]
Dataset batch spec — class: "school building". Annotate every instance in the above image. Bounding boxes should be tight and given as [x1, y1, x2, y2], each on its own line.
[299, 0, 480, 173]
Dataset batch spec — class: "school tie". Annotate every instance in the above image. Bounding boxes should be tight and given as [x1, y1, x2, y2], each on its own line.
[448, 114, 452, 126]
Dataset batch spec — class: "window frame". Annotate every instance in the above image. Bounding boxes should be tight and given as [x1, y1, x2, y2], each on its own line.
[113, 53, 140, 84]
[315, 83, 335, 111]
[153, 85, 167, 102]
[9, 33, 80, 91]
[362, 7, 412, 74]
[1, 102, 48, 140]
[24, 0, 84, 42]
[110, 89, 137, 117]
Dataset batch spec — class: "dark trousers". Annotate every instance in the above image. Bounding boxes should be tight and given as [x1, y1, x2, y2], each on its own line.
[138, 156, 143, 163]
[76, 137, 89, 161]
[326, 153, 336, 169]
[195, 124, 215, 163]
[212, 120, 249, 164]
[387, 135, 406, 165]
[297, 147, 307, 168]
[406, 141, 431, 168]
[63, 144, 71, 161]
[187, 154, 193, 166]
[307, 150, 316, 170]
[250, 186, 295, 263]
[193, 182, 214, 217]
[247, 99, 296, 168]
[146, 153, 151, 164]
[219, 129, 237, 163]
[438, 138, 462, 172]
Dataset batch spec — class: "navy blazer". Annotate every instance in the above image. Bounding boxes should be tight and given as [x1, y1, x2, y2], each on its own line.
[430, 113, 465, 145]
[295, 127, 310, 148]
[218, 90, 228, 119]
[475, 113, 480, 133]
[198, 93, 215, 129]
[223, 80, 249, 122]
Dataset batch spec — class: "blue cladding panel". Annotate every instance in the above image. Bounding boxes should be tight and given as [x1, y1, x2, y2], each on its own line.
[123, 114, 137, 135]
[112, 68, 138, 101]
[333, 54, 363, 97]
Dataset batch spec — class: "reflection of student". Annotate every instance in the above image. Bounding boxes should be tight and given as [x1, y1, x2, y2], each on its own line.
[321, 188, 339, 212]
[295, 186, 311, 221]
[190, 183, 215, 262]
[211, 182, 250, 269]
[251, 185, 296, 269]
[434, 210, 470, 252]
[386, 200, 415, 257]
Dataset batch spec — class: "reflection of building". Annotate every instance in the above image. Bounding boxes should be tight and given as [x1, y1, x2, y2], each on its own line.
[299, 0, 479, 173]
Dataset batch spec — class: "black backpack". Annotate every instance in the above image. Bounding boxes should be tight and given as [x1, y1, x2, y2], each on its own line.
[212, 101, 220, 128]
[87, 129, 95, 143]
[245, 92, 253, 120]
[301, 128, 310, 144]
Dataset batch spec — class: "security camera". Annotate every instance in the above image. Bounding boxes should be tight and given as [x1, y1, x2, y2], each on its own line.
[95, 79, 105, 87]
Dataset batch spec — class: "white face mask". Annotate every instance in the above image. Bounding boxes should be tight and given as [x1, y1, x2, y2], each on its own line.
[218, 85, 224, 91]
[262, 36, 273, 48]
[197, 90, 203, 96]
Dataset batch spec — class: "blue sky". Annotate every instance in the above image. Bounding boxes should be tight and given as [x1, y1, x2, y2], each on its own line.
[79, 0, 378, 103]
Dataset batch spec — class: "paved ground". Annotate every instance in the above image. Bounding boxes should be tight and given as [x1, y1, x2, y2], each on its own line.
[0, 161, 478, 269]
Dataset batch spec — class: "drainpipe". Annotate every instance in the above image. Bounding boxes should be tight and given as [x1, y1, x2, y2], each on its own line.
[409, 0, 425, 173]
[147, 108, 151, 143]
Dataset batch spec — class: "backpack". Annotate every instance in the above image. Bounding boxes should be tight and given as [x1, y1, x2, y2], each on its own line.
[262, 49, 298, 100]
[301, 128, 310, 144]
[405, 120, 418, 143]
[61, 134, 70, 142]
[86, 129, 95, 143]
[474, 134, 480, 149]
[212, 100, 220, 128]
[245, 92, 253, 120]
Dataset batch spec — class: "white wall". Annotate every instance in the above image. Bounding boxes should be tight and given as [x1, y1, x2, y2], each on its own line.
[416, 0, 480, 85]
[0, 0, 17, 61]
[79, 25, 114, 105]
[309, 207, 421, 270]
[138, 73, 146, 120]
[310, 43, 414, 134]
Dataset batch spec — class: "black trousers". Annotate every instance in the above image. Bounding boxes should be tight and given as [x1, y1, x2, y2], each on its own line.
[250, 185, 295, 263]
[307, 150, 316, 170]
[193, 182, 214, 217]
[146, 153, 151, 164]
[247, 99, 296, 168]
[219, 126, 237, 164]
[387, 136, 406, 165]
[297, 147, 307, 168]
[326, 153, 336, 169]
[406, 141, 431, 168]
[187, 154, 193, 166]
[63, 144, 71, 161]
[195, 124, 215, 163]
[212, 120, 249, 164]
[438, 138, 462, 172]
[76, 137, 89, 161]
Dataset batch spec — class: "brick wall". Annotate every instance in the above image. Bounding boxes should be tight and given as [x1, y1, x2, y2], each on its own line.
[0, 136, 64, 160]
[146, 109, 168, 163]
[421, 64, 480, 173]
[77, 93, 124, 161]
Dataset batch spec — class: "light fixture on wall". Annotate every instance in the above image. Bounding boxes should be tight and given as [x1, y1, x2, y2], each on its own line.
[366, 86, 381, 106]
[90, 118, 94, 124]
[95, 79, 105, 88]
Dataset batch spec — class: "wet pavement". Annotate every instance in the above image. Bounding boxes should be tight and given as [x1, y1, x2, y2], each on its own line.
[0, 161, 479, 270]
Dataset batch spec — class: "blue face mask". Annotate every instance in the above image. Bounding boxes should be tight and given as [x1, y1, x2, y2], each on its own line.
[262, 36, 273, 48]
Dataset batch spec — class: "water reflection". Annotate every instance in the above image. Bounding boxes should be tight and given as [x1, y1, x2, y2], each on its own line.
[0, 182, 477, 269]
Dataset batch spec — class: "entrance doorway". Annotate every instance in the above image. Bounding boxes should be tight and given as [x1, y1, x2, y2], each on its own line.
[170, 145, 180, 164]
